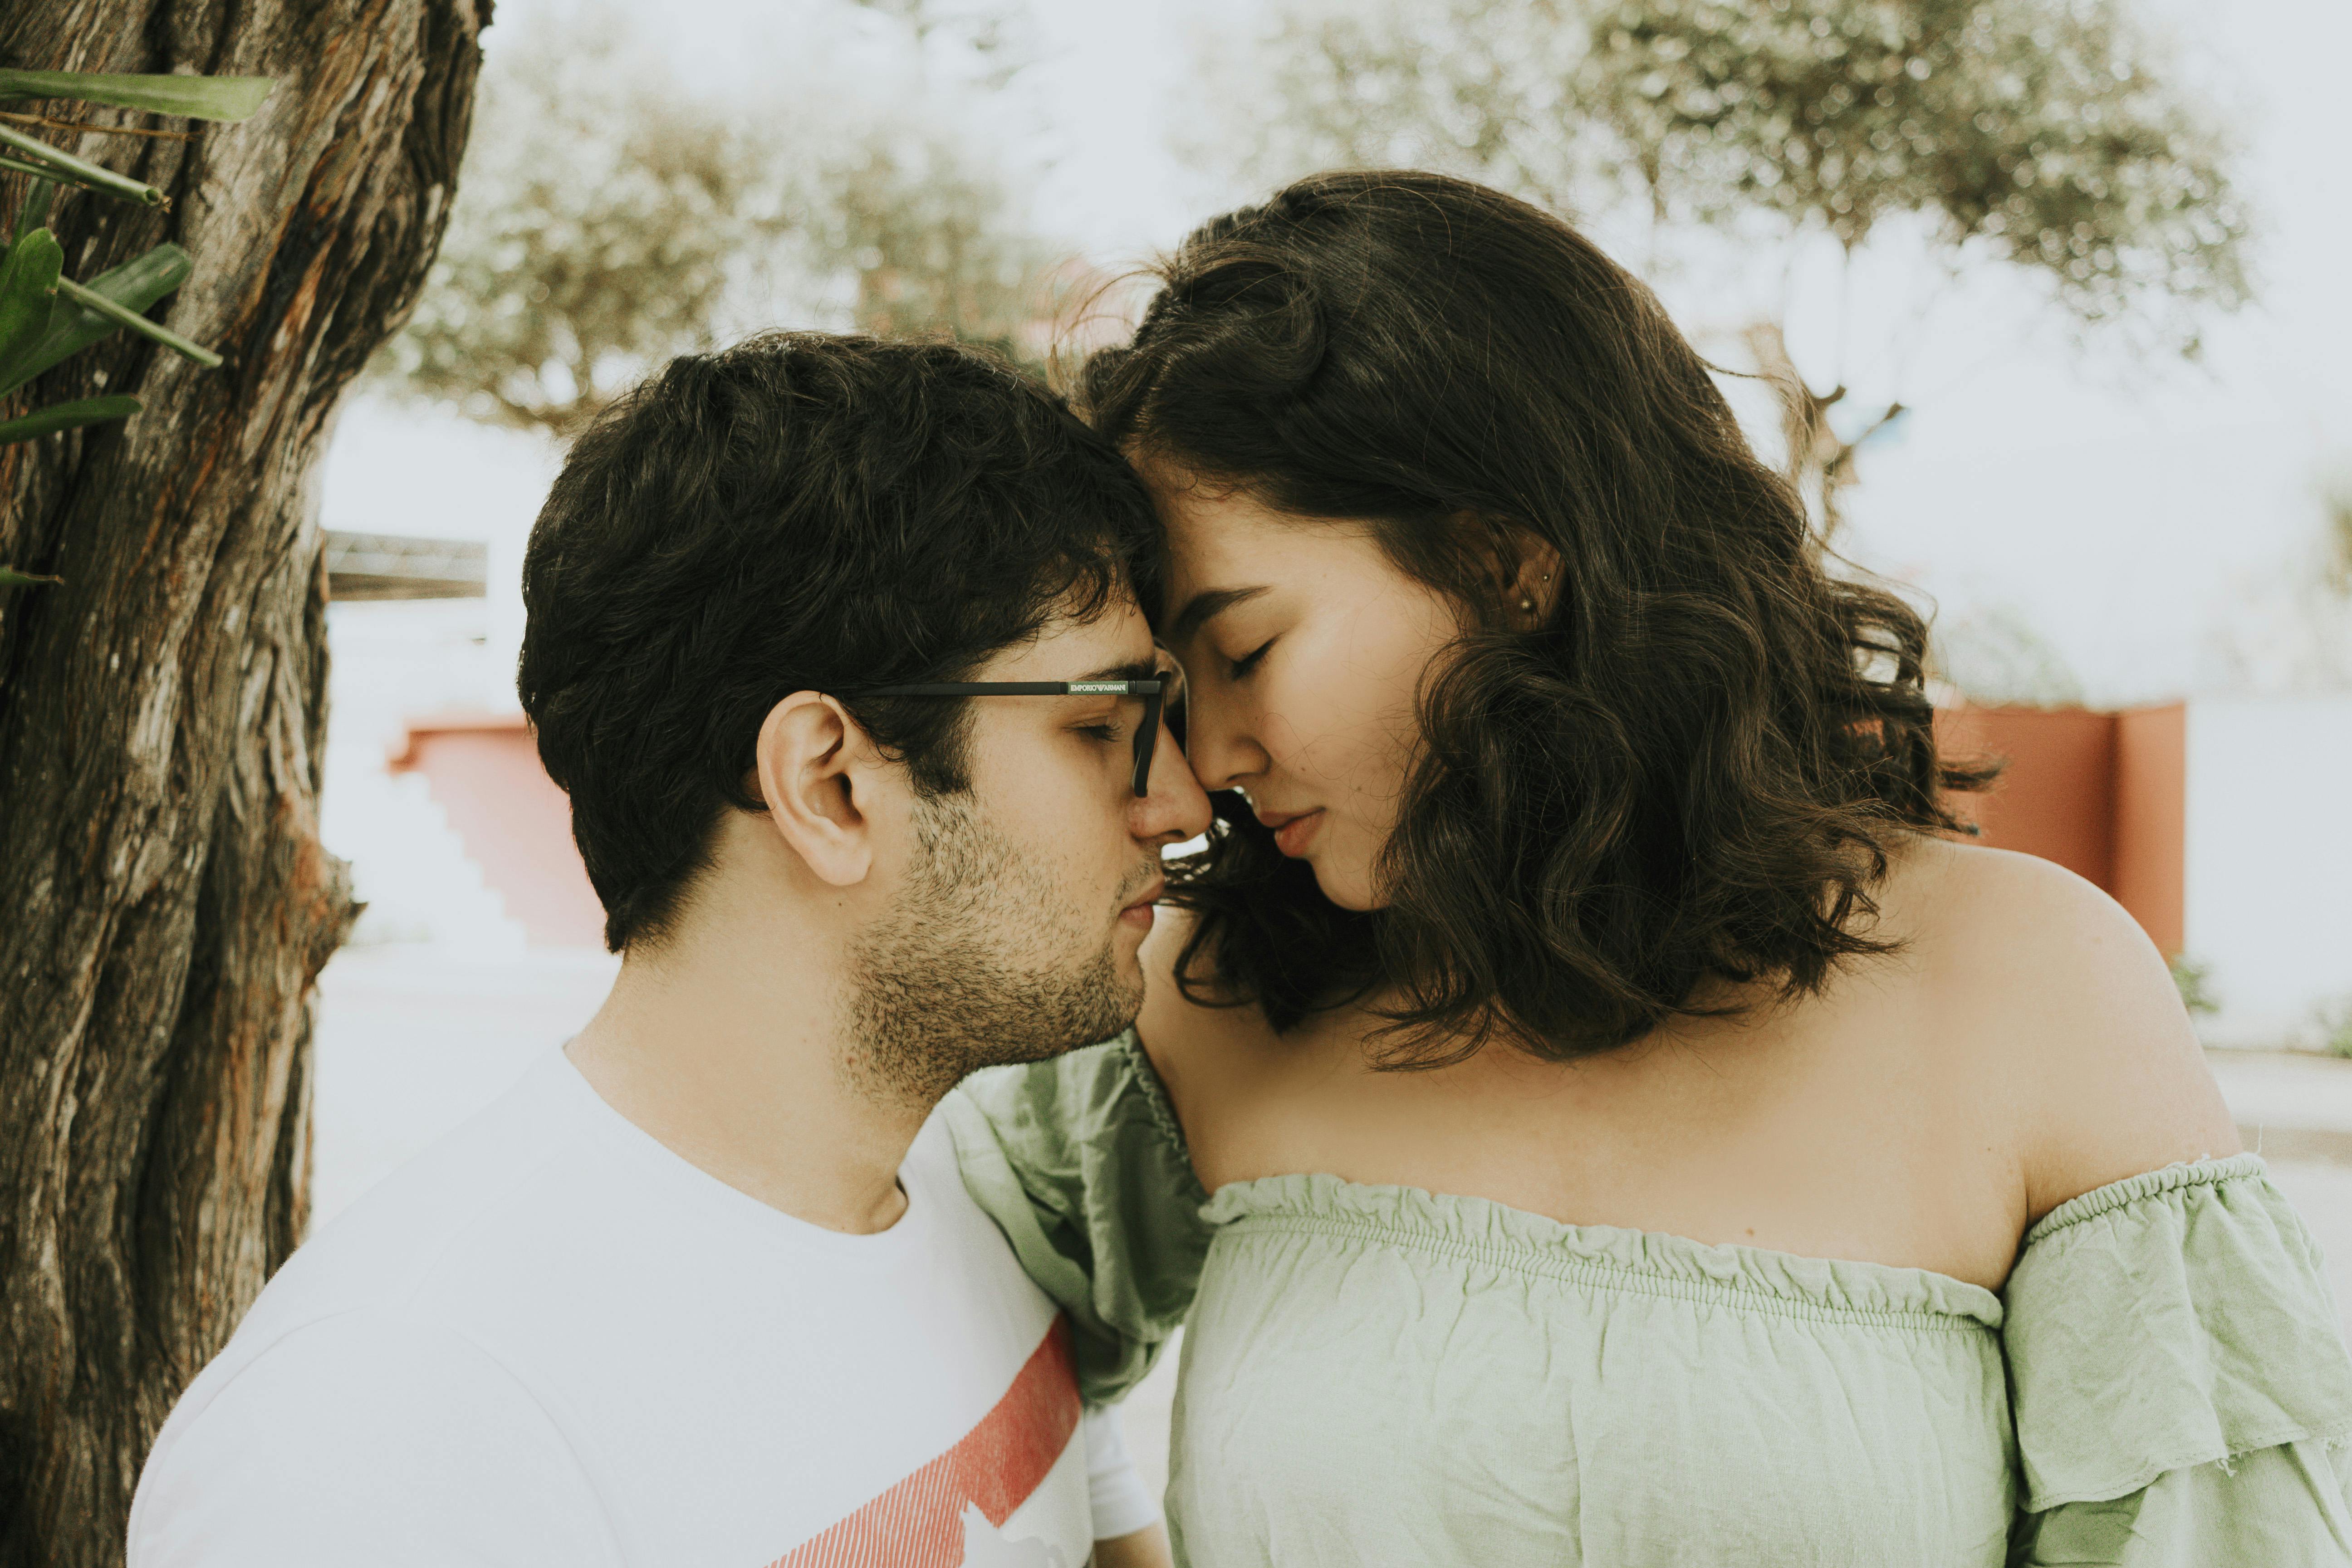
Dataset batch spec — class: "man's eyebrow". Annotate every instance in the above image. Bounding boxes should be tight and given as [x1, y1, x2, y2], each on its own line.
[1072, 657, 1164, 685]
[1166, 586, 1269, 646]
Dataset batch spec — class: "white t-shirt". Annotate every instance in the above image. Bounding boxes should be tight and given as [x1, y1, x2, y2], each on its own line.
[128, 1048, 1156, 1567]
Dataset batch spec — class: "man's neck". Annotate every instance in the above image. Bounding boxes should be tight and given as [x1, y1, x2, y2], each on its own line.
[565, 912, 926, 1236]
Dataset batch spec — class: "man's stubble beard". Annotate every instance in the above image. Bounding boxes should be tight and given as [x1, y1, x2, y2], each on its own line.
[842, 786, 1144, 1110]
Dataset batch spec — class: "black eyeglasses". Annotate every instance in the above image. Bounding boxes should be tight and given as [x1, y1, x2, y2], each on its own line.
[849, 665, 1185, 797]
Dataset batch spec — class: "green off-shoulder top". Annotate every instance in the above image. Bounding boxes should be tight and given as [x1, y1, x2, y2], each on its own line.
[944, 1034, 2352, 1567]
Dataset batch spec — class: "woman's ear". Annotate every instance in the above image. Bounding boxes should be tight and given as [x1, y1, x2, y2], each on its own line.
[1507, 534, 1564, 621]
[753, 691, 876, 888]
[1468, 514, 1563, 622]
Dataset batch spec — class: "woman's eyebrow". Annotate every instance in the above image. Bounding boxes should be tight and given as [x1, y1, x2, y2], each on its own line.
[1166, 585, 1269, 645]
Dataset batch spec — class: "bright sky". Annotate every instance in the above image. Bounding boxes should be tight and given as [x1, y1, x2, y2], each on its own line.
[322, 0, 2352, 706]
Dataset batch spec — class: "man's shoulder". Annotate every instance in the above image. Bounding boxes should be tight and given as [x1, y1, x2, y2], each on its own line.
[156, 1308, 544, 1446]
[905, 1107, 1064, 1283]
[241, 1049, 598, 1334]
[129, 1054, 629, 1565]
[130, 1307, 618, 1567]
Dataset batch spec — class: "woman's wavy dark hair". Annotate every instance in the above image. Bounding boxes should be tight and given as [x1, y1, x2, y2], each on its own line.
[1080, 169, 1994, 1068]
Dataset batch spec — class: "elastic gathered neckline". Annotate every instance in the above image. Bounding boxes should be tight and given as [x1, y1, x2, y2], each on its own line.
[2021, 1153, 2269, 1248]
[1204, 1172, 2007, 1330]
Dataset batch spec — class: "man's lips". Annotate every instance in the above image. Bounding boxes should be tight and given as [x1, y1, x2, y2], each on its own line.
[1118, 877, 1165, 928]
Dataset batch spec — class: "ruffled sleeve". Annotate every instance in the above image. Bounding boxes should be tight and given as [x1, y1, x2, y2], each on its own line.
[942, 1031, 1213, 1406]
[2004, 1155, 2352, 1566]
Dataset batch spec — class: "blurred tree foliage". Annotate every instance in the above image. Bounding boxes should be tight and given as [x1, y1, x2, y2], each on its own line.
[2323, 468, 2352, 597]
[1214, 0, 2250, 536]
[370, 9, 1057, 437]
[2167, 954, 2217, 1019]
[1927, 602, 2085, 707]
[854, 0, 1035, 80]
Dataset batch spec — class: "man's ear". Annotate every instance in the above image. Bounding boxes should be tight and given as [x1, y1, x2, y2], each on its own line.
[754, 691, 877, 888]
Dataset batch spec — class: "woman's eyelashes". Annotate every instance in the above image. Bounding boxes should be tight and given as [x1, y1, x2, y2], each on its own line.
[1226, 638, 1274, 681]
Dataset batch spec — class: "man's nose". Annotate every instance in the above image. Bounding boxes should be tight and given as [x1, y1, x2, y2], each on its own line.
[1135, 715, 1211, 845]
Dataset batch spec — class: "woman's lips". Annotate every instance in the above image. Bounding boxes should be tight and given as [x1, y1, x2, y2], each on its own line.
[1264, 809, 1324, 857]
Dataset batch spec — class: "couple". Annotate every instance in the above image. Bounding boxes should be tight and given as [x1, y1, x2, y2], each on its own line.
[133, 171, 2352, 1567]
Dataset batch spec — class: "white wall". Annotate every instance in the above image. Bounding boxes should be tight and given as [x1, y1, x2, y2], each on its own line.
[320, 598, 528, 954]
[316, 396, 560, 950]
[2186, 695, 2352, 1045]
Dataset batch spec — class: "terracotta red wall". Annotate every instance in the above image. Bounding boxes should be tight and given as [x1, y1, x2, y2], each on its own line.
[1933, 704, 2185, 954]
[2111, 705, 2187, 956]
[388, 714, 607, 949]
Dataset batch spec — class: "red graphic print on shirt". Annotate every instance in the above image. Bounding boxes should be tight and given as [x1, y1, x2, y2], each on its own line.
[765, 1317, 1082, 1568]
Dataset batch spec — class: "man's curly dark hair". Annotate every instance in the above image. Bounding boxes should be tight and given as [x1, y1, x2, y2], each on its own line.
[521, 332, 1159, 951]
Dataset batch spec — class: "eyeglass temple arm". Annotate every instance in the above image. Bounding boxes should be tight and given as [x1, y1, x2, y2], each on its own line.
[854, 681, 1165, 697]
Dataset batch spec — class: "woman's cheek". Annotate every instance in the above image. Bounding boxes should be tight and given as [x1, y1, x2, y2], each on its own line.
[1324, 741, 1411, 911]
[1310, 830, 1382, 911]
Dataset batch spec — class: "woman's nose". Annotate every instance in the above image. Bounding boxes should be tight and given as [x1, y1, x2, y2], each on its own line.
[1176, 688, 1265, 795]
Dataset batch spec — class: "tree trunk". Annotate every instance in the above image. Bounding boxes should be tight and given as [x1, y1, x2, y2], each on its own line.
[0, 3, 484, 1563]
[1739, 319, 1901, 546]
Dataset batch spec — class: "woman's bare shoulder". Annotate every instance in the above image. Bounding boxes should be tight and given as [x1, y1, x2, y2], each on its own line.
[1894, 835, 2239, 1222]
[1134, 906, 1283, 1132]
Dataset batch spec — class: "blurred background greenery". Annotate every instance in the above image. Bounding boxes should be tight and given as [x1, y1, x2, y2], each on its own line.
[348, 0, 2348, 699]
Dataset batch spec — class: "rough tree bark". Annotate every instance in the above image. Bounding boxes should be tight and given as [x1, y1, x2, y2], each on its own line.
[0, 3, 485, 1563]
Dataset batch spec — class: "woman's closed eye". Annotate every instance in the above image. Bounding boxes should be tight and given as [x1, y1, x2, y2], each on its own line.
[1226, 638, 1274, 681]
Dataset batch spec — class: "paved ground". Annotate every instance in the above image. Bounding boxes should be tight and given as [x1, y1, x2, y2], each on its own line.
[310, 949, 2352, 1512]
[2212, 1049, 2352, 1148]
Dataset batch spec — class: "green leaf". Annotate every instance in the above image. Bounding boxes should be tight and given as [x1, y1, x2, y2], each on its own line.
[0, 241, 190, 395]
[0, 394, 140, 443]
[11, 177, 52, 242]
[54, 274, 219, 367]
[0, 122, 163, 207]
[0, 566, 63, 588]
[0, 70, 274, 123]
[0, 153, 72, 183]
[0, 226, 63, 372]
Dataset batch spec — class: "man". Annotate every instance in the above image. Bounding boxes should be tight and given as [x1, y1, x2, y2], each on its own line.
[129, 334, 1208, 1566]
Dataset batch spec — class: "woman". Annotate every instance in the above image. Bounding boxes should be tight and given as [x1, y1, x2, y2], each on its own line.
[947, 170, 2352, 1565]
